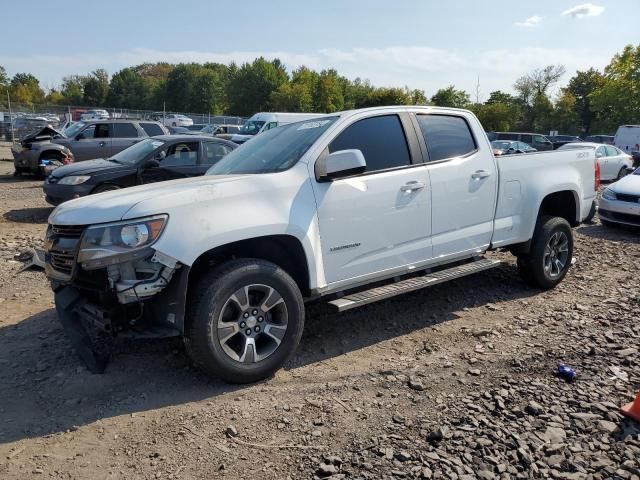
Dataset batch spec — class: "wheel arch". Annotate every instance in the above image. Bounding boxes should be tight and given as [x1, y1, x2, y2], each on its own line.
[38, 148, 66, 161]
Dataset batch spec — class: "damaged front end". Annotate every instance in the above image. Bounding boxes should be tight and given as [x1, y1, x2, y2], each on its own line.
[45, 217, 189, 373]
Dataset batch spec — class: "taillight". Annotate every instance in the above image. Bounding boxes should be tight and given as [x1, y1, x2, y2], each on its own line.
[595, 159, 601, 190]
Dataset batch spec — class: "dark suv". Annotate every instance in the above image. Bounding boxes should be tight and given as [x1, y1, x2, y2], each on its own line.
[491, 132, 554, 151]
[12, 119, 168, 175]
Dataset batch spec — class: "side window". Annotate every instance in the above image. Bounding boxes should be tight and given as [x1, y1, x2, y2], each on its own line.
[263, 122, 278, 131]
[94, 123, 112, 138]
[520, 134, 533, 143]
[113, 123, 139, 138]
[596, 146, 606, 157]
[416, 115, 476, 161]
[79, 124, 96, 139]
[202, 142, 233, 165]
[533, 135, 547, 144]
[140, 123, 164, 136]
[162, 142, 198, 167]
[605, 146, 618, 156]
[497, 133, 518, 141]
[329, 115, 411, 173]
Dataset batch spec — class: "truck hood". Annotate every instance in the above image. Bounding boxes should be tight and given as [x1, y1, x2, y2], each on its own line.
[48, 174, 243, 225]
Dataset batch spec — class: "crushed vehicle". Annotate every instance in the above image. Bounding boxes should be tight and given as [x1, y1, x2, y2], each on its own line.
[12, 120, 168, 176]
[45, 106, 598, 383]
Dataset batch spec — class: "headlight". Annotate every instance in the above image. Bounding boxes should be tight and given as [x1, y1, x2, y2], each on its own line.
[77, 215, 168, 267]
[602, 188, 616, 201]
[58, 175, 90, 185]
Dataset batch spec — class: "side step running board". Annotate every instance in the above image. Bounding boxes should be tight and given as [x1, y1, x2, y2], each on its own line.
[327, 258, 503, 312]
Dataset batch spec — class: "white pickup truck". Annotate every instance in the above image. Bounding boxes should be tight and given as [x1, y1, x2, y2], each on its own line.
[45, 106, 599, 383]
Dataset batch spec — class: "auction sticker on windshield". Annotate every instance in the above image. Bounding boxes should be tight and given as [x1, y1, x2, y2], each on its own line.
[297, 120, 332, 130]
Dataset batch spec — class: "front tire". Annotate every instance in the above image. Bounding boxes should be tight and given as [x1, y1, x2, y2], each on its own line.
[185, 259, 305, 384]
[517, 216, 573, 289]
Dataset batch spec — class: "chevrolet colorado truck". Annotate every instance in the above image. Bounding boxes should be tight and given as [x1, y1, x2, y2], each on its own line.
[45, 106, 599, 383]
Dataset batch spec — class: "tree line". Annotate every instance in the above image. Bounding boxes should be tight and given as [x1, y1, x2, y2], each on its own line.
[1, 43, 638, 135]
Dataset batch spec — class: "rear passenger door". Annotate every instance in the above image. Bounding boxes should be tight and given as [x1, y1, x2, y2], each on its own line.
[414, 114, 497, 259]
[111, 123, 142, 156]
[313, 113, 432, 285]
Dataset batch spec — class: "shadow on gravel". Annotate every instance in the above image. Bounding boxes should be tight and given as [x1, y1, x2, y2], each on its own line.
[0, 174, 40, 184]
[576, 223, 640, 244]
[0, 264, 537, 444]
[3, 207, 53, 224]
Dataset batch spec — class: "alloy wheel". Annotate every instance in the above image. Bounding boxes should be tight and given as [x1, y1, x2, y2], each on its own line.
[543, 231, 569, 279]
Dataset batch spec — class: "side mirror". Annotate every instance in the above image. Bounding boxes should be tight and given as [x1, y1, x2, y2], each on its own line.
[143, 159, 160, 169]
[319, 149, 367, 181]
[75, 133, 85, 141]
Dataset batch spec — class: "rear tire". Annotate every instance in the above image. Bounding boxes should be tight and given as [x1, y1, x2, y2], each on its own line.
[517, 216, 573, 289]
[617, 166, 628, 180]
[185, 259, 304, 384]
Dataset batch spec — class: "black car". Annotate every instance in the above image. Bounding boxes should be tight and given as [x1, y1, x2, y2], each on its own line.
[490, 140, 537, 155]
[43, 135, 236, 206]
[547, 135, 581, 149]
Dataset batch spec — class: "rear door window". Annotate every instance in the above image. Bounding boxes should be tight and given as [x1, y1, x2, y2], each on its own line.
[329, 115, 411, 173]
[202, 142, 233, 165]
[94, 123, 112, 138]
[605, 146, 619, 156]
[162, 142, 198, 167]
[113, 123, 139, 138]
[140, 123, 164, 136]
[415, 115, 477, 161]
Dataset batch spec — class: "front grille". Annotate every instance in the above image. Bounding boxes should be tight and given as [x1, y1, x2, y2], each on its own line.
[615, 193, 640, 203]
[49, 251, 75, 275]
[50, 224, 86, 238]
[46, 224, 86, 278]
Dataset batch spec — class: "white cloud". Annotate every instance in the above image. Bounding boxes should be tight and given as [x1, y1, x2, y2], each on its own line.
[515, 15, 543, 28]
[0, 45, 617, 100]
[562, 3, 605, 18]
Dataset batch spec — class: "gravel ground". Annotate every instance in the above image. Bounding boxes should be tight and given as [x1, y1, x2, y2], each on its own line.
[0, 160, 638, 480]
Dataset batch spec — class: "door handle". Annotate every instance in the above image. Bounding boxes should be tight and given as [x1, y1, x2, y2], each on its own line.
[400, 181, 426, 192]
[471, 170, 491, 179]
[99, 141, 106, 147]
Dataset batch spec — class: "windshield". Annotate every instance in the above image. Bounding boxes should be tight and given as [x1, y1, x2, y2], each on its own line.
[491, 141, 511, 150]
[239, 120, 266, 135]
[200, 125, 216, 134]
[63, 121, 86, 138]
[110, 138, 166, 165]
[207, 118, 337, 175]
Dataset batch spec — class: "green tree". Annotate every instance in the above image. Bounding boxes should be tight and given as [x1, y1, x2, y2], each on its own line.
[552, 90, 580, 135]
[0, 66, 8, 91]
[227, 58, 288, 115]
[45, 89, 65, 104]
[314, 69, 345, 112]
[486, 90, 516, 105]
[83, 69, 109, 106]
[10, 73, 45, 105]
[107, 68, 147, 109]
[564, 68, 604, 135]
[590, 44, 640, 133]
[473, 102, 515, 131]
[514, 65, 565, 130]
[430, 86, 470, 108]
[60, 75, 86, 105]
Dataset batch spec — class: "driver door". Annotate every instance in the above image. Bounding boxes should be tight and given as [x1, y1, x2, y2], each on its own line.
[72, 124, 113, 160]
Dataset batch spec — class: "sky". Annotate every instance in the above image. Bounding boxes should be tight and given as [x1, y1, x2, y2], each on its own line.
[1, 0, 637, 100]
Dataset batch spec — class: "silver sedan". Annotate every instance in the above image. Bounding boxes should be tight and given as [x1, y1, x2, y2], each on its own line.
[599, 168, 640, 227]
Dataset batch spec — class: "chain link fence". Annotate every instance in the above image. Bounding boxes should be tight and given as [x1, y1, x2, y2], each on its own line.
[0, 103, 246, 142]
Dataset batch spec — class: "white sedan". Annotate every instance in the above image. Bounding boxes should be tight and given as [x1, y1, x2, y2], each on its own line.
[80, 109, 110, 121]
[161, 114, 194, 127]
[559, 142, 633, 181]
[599, 168, 640, 227]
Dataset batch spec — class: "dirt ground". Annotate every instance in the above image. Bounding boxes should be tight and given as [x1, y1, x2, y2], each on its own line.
[0, 157, 638, 480]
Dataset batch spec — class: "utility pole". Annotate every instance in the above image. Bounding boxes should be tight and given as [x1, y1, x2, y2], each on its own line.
[7, 90, 15, 144]
[475, 75, 481, 105]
